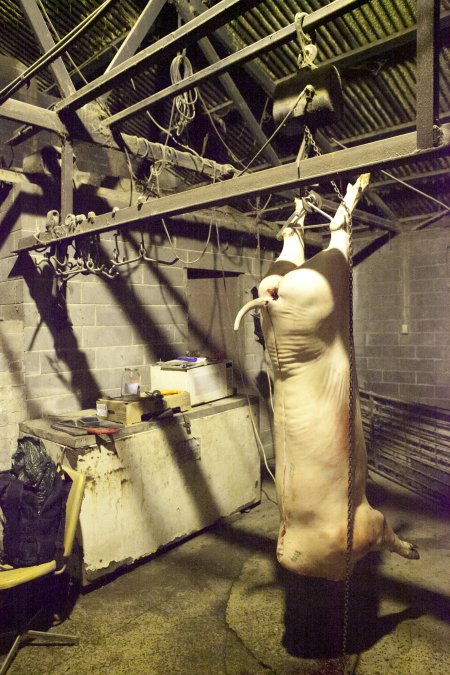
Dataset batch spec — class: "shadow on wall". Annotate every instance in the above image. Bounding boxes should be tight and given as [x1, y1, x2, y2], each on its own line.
[115, 230, 245, 362]
[18, 253, 102, 409]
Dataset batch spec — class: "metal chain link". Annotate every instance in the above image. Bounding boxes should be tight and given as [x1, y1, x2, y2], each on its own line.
[304, 125, 355, 673]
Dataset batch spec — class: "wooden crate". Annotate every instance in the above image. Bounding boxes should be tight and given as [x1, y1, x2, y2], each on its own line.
[96, 391, 191, 426]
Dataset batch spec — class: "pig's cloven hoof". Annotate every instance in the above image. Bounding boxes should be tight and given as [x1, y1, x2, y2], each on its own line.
[399, 542, 420, 560]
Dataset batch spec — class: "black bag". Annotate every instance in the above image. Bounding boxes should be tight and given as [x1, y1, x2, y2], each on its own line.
[0, 437, 71, 567]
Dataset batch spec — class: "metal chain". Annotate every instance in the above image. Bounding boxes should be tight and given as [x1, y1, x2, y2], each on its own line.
[342, 203, 355, 671]
[304, 125, 355, 672]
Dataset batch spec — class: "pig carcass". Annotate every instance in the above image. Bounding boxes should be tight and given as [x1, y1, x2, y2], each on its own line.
[235, 175, 419, 581]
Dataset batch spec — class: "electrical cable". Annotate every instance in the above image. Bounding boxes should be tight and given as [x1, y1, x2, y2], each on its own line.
[214, 222, 276, 483]
[160, 216, 213, 265]
[170, 52, 198, 136]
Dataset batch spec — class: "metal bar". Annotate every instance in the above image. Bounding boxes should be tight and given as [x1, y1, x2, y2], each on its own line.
[60, 137, 74, 221]
[416, 0, 440, 149]
[413, 210, 450, 230]
[320, 197, 398, 232]
[273, 8, 450, 80]
[55, 0, 265, 113]
[316, 131, 401, 229]
[105, 0, 167, 73]
[180, 0, 275, 97]
[104, 0, 367, 128]
[369, 167, 450, 189]
[176, 1, 281, 167]
[16, 124, 450, 252]
[19, 0, 75, 97]
[0, 0, 116, 105]
[0, 98, 66, 134]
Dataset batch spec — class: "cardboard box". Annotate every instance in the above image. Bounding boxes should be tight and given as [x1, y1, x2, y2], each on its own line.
[150, 361, 234, 406]
[96, 391, 191, 426]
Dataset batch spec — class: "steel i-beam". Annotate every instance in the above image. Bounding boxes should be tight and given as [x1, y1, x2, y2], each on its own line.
[16, 124, 450, 252]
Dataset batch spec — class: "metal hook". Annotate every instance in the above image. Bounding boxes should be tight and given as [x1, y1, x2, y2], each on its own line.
[294, 13, 318, 69]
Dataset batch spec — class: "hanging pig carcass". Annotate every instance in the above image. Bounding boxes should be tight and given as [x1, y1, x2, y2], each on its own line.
[235, 175, 419, 581]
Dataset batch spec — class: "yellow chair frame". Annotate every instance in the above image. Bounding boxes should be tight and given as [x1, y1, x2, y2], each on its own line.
[0, 465, 85, 675]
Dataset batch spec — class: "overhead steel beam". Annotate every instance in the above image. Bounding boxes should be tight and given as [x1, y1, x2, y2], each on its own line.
[416, 0, 440, 149]
[99, 0, 367, 127]
[16, 124, 450, 252]
[55, 0, 266, 113]
[176, 0, 281, 167]
[19, 0, 75, 98]
[369, 167, 450, 190]
[180, 0, 275, 97]
[0, 98, 66, 134]
[274, 7, 450, 80]
[315, 131, 401, 230]
[320, 197, 398, 233]
[104, 0, 167, 73]
[60, 136, 74, 220]
[0, 0, 116, 105]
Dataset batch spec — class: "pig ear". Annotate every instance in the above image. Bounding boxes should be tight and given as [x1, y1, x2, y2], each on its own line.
[234, 298, 270, 331]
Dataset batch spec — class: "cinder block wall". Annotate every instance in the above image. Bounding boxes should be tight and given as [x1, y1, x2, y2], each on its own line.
[353, 228, 450, 409]
[0, 181, 277, 467]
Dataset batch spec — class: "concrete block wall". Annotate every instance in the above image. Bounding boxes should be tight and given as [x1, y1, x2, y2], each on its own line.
[0, 177, 278, 465]
[353, 228, 450, 409]
[0, 184, 28, 463]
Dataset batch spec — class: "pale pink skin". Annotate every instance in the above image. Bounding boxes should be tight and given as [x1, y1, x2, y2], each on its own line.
[252, 178, 418, 581]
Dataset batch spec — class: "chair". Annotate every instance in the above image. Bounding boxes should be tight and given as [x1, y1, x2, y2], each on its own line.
[0, 466, 86, 675]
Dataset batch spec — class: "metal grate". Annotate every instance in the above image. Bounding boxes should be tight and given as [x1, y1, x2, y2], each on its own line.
[360, 389, 450, 507]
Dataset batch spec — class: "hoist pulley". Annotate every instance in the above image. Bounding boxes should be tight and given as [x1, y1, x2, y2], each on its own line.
[272, 12, 343, 136]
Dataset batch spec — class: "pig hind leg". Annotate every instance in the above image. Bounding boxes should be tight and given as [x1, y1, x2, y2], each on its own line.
[368, 509, 420, 560]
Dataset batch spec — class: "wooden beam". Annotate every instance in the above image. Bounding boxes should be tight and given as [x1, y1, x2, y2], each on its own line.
[16, 124, 450, 251]
[0, 98, 66, 134]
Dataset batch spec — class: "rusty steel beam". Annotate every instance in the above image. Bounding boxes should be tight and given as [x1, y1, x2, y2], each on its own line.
[0, 0, 116, 105]
[416, 0, 440, 149]
[104, 0, 167, 74]
[102, 0, 367, 128]
[16, 124, 450, 252]
[19, 0, 75, 98]
[55, 0, 265, 113]
[0, 98, 66, 134]
[176, 0, 281, 167]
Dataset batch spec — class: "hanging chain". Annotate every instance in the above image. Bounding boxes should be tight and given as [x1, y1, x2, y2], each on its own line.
[342, 200, 355, 671]
[304, 125, 355, 672]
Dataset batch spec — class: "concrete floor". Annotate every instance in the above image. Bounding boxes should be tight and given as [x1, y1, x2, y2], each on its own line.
[1, 472, 449, 675]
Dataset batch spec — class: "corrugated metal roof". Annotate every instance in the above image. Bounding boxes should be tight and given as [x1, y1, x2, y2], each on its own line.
[0, 0, 448, 233]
